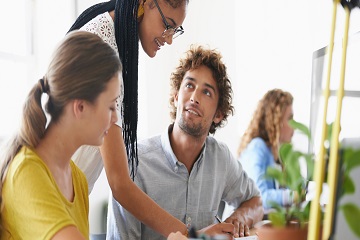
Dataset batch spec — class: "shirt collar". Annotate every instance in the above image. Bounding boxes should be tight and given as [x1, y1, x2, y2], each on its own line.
[160, 124, 206, 172]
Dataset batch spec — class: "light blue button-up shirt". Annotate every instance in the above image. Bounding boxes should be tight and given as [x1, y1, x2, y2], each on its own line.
[239, 137, 292, 210]
[107, 125, 260, 240]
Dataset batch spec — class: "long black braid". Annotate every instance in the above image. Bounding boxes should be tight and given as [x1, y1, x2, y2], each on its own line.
[68, 0, 139, 180]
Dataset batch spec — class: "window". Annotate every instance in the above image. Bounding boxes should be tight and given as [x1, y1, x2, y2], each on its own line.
[0, 0, 34, 140]
[310, 31, 360, 153]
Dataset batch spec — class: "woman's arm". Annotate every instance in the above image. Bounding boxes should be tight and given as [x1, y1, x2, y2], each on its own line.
[100, 124, 187, 237]
[52, 226, 86, 240]
[242, 139, 291, 208]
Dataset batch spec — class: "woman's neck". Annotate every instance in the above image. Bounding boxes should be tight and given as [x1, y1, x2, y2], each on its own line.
[35, 123, 78, 170]
[34, 123, 78, 201]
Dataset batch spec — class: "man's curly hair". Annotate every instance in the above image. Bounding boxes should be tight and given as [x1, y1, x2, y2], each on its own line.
[237, 89, 293, 160]
[169, 45, 234, 134]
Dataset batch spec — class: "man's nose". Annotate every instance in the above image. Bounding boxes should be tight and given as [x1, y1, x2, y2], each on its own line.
[190, 91, 200, 104]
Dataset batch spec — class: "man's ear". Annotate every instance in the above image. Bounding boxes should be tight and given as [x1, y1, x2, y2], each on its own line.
[213, 110, 224, 124]
[174, 93, 179, 108]
[73, 99, 85, 119]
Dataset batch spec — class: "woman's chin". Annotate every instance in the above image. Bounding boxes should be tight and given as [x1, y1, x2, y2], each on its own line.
[143, 47, 157, 58]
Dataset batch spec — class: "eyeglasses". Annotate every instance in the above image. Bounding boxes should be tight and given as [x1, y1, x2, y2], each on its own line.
[153, 0, 184, 39]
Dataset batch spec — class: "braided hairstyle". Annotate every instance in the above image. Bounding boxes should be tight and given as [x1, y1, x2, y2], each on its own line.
[68, 0, 139, 179]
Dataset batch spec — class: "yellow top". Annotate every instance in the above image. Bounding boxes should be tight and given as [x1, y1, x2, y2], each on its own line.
[1, 146, 89, 240]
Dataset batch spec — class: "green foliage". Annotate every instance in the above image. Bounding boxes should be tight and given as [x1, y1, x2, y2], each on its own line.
[340, 203, 360, 238]
[265, 119, 360, 237]
[269, 211, 286, 227]
[343, 148, 360, 174]
[339, 147, 360, 237]
[289, 120, 311, 139]
[265, 119, 313, 228]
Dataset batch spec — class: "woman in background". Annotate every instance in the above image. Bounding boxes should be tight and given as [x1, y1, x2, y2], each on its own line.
[238, 89, 295, 213]
[0, 31, 121, 240]
[68, 0, 190, 236]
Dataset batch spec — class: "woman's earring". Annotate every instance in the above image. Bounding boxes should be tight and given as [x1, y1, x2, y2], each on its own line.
[137, 2, 145, 19]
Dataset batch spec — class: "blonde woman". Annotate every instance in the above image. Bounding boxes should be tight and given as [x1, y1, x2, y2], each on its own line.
[0, 31, 121, 240]
[238, 89, 294, 212]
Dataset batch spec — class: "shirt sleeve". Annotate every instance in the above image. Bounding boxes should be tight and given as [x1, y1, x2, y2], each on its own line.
[79, 13, 123, 128]
[8, 160, 77, 240]
[222, 144, 260, 208]
[240, 139, 292, 209]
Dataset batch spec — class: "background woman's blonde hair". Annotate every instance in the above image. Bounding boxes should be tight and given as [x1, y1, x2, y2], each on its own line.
[238, 88, 293, 160]
[0, 31, 122, 233]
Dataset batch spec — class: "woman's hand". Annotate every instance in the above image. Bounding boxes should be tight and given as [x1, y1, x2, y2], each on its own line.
[167, 231, 188, 240]
[198, 223, 234, 239]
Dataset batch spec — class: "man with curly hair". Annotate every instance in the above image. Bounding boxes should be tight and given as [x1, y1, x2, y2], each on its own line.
[107, 45, 263, 240]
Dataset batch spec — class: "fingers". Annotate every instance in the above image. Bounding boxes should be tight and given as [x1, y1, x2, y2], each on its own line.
[244, 224, 250, 236]
[219, 222, 235, 235]
[232, 221, 250, 237]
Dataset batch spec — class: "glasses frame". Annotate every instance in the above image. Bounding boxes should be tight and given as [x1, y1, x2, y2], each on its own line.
[152, 0, 184, 39]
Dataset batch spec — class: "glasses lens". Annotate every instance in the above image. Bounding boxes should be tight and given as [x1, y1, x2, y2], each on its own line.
[173, 29, 184, 39]
[162, 28, 175, 38]
[162, 27, 184, 39]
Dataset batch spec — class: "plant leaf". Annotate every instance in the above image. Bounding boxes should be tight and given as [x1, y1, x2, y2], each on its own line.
[285, 151, 302, 190]
[289, 119, 311, 139]
[342, 174, 355, 196]
[266, 167, 286, 186]
[302, 201, 311, 223]
[279, 143, 293, 165]
[267, 201, 285, 214]
[268, 211, 286, 227]
[304, 153, 315, 181]
[340, 203, 360, 238]
[343, 149, 360, 173]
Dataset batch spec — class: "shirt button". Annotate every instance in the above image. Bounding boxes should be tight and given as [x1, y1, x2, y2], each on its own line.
[187, 216, 191, 222]
[174, 166, 178, 172]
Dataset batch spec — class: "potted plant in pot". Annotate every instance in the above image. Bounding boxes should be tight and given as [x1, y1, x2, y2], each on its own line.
[255, 119, 313, 240]
[255, 120, 360, 240]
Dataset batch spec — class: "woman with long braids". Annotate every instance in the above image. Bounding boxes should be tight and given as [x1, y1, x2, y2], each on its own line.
[0, 31, 121, 239]
[238, 89, 295, 215]
[68, 0, 190, 237]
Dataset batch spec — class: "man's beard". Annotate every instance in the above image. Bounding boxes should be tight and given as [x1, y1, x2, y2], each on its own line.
[178, 114, 207, 137]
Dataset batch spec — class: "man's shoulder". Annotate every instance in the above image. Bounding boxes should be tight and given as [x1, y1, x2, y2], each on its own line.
[205, 136, 230, 149]
[137, 135, 162, 156]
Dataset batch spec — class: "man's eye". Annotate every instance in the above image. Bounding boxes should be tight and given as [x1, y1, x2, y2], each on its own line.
[204, 90, 211, 96]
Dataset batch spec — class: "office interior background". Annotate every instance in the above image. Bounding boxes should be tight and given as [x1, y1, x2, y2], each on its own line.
[1, 0, 360, 239]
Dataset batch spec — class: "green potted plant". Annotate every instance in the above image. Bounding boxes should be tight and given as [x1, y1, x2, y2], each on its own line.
[256, 120, 360, 240]
[337, 142, 360, 238]
[255, 120, 313, 240]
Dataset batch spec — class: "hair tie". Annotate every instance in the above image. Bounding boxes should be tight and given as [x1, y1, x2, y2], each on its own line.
[39, 78, 47, 93]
